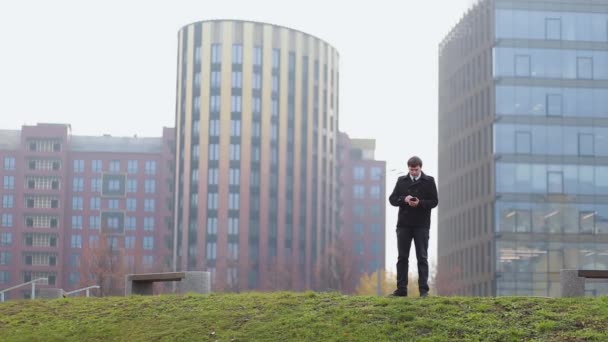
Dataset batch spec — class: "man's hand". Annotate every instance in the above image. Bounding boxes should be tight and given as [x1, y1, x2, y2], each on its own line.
[408, 197, 419, 207]
[405, 195, 413, 202]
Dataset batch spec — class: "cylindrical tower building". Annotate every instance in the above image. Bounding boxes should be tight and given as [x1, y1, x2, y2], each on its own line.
[173, 20, 339, 291]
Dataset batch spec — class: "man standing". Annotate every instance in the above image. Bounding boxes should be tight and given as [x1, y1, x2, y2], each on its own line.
[388, 156, 438, 297]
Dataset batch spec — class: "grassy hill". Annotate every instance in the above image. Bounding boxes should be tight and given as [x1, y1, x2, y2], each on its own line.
[1, 292, 607, 341]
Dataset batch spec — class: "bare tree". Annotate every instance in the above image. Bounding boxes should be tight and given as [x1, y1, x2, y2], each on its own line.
[78, 233, 126, 296]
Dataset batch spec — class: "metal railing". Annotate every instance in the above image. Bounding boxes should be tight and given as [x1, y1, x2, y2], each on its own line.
[63, 285, 100, 298]
[0, 278, 48, 303]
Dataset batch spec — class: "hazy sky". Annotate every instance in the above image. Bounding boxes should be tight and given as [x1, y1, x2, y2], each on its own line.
[0, 0, 475, 274]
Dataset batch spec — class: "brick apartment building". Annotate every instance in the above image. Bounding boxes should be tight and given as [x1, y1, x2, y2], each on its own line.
[0, 123, 174, 299]
[338, 133, 386, 293]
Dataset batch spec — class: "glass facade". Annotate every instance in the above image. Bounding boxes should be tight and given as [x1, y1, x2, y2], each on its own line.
[493, 2, 608, 296]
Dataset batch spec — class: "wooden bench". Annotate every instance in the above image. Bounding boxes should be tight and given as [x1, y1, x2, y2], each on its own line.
[560, 269, 608, 297]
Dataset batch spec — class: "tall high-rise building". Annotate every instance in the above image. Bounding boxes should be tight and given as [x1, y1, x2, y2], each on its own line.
[338, 133, 386, 294]
[173, 20, 340, 291]
[438, 0, 608, 296]
[0, 124, 174, 299]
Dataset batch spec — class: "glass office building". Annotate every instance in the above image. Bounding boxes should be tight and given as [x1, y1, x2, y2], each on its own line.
[438, 0, 608, 296]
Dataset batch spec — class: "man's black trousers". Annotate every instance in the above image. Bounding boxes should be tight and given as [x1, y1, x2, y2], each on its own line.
[396, 226, 430, 294]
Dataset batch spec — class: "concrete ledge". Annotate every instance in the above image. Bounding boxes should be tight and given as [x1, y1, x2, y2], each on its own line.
[560, 269, 608, 297]
[125, 271, 210, 296]
[127, 272, 186, 282]
[37, 288, 65, 299]
[560, 269, 585, 297]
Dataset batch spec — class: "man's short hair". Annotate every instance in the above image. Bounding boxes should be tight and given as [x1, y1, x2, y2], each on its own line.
[407, 156, 423, 168]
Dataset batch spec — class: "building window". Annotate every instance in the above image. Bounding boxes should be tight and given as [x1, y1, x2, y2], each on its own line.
[209, 144, 219, 161]
[232, 44, 243, 64]
[0, 232, 11, 246]
[231, 71, 242, 89]
[90, 197, 100, 210]
[107, 217, 119, 230]
[578, 133, 594, 156]
[514, 55, 531, 77]
[230, 144, 240, 161]
[354, 223, 363, 235]
[72, 197, 83, 210]
[231, 95, 242, 112]
[272, 48, 280, 68]
[370, 167, 383, 180]
[207, 217, 218, 235]
[125, 236, 136, 249]
[107, 236, 118, 249]
[108, 199, 119, 210]
[144, 179, 156, 194]
[515, 131, 532, 154]
[69, 272, 80, 286]
[370, 185, 381, 199]
[125, 217, 136, 231]
[0, 251, 12, 265]
[2, 175, 14, 190]
[353, 185, 365, 199]
[72, 177, 84, 192]
[353, 167, 365, 180]
[143, 217, 154, 231]
[73, 160, 84, 173]
[228, 217, 238, 235]
[126, 198, 137, 211]
[3, 157, 15, 171]
[231, 120, 241, 137]
[1, 214, 13, 227]
[206, 242, 217, 260]
[145, 161, 157, 175]
[209, 119, 220, 137]
[108, 180, 120, 192]
[91, 178, 102, 192]
[195, 46, 201, 63]
[211, 43, 222, 64]
[207, 193, 218, 210]
[143, 255, 154, 266]
[355, 241, 364, 255]
[71, 235, 82, 249]
[546, 94, 563, 116]
[71, 216, 83, 229]
[193, 96, 201, 113]
[127, 160, 138, 174]
[143, 236, 154, 250]
[353, 204, 364, 217]
[229, 168, 240, 186]
[211, 72, 221, 89]
[92, 160, 102, 172]
[545, 18, 561, 40]
[253, 46, 263, 66]
[109, 160, 120, 173]
[370, 223, 381, 233]
[127, 179, 137, 193]
[144, 199, 155, 212]
[229, 193, 239, 210]
[506, 209, 532, 232]
[89, 216, 101, 230]
[208, 168, 219, 185]
[547, 171, 563, 194]
[253, 73, 262, 90]
[579, 211, 596, 234]
[577, 57, 593, 80]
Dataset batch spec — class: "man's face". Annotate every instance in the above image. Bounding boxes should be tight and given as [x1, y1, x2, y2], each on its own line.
[409, 165, 421, 178]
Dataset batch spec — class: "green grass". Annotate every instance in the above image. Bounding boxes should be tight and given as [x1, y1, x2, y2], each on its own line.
[1, 292, 608, 341]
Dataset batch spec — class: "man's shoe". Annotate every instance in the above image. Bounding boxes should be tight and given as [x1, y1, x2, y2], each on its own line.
[419, 292, 429, 298]
[389, 289, 407, 297]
